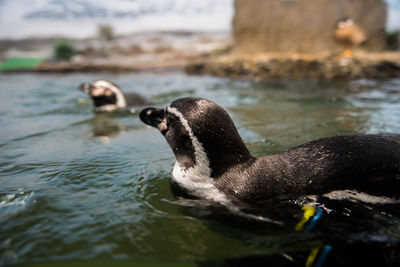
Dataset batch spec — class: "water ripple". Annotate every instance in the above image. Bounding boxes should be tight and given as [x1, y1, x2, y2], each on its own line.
[0, 190, 35, 220]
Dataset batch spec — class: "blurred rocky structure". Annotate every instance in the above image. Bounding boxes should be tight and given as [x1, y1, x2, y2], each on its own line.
[186, 0, 400, 80]
[233, 0, 387, 54]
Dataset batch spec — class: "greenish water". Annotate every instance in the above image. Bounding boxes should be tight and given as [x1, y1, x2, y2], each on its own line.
[1, 73, 400, 266]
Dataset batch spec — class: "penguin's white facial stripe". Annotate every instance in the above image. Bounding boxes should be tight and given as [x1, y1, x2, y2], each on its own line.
[166, 106, 211, 177]
[93, 80, 127, 108]
[166, 105, 233, 205]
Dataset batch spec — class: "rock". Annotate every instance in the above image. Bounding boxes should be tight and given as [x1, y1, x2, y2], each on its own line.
[185, 52, 400, 80]
[233, 0, 387, 54]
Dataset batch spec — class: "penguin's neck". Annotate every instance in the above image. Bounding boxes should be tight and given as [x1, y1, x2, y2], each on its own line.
[201, 137, 254, 178]
[115, 92, 127, 108]
[171, 131, 253, 183]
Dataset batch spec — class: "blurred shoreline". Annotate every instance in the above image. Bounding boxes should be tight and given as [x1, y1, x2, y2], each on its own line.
[1, 31, 400, 80]
[0, 31, 231, 73]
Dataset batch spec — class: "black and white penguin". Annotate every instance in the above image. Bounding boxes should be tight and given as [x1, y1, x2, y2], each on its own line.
[78, 80, 151, 112]
[139, 97, 400, 207]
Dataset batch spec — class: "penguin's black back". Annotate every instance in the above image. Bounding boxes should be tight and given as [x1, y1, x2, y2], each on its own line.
[215, 134, 400, 203]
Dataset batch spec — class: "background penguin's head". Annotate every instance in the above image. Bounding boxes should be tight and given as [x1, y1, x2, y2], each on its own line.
[140, 97, 252, 177]
[78, 80, 127, 111]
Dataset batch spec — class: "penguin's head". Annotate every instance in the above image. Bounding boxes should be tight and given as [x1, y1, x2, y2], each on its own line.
[139, 97, 252, 177]
[78, 80, 127, 111]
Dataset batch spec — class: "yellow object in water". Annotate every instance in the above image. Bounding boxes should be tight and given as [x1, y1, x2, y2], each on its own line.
[295, 205, 316, 231]
[305, 248, 320, 267]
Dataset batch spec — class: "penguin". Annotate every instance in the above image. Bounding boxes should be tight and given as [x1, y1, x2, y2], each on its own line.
[78, 80, 152, 112]
[139, 97, 400, 207]
[334, 18, 366, 58]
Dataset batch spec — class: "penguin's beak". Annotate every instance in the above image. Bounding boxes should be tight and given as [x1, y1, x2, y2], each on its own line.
[78, 83, 93, 94]
[139, 107, 167, 134]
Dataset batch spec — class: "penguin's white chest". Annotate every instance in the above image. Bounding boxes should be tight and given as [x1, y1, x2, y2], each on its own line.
[172, 162, 214, 191]
[171, 162, 231, 204]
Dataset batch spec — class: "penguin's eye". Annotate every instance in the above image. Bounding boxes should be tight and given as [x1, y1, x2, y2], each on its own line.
[166, 115, 174, 127]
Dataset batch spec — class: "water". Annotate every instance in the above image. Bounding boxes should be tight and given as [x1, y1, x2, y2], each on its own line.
[1, 72, 400, 266]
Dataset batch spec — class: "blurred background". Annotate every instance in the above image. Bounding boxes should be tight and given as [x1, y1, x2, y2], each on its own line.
[0, 0, 233, 71]
[0, 0, 399, 38]
[0, 0, 399, 74]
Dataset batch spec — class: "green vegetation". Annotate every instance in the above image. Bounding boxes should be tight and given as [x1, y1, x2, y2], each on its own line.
[385, 30, 400, 51]
[0, 57, 44, 71]
[53, 40, 76, 61]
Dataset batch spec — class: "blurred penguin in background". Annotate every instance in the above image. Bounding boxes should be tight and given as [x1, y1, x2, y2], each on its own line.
[78, 80, 152, 112]
[334, 18, 367, 58]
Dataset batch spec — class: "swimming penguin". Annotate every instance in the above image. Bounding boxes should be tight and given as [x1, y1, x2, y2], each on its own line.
[78, 80, 151, 112]
[140, 97, 400, 205]
[334, 18, 366, 58]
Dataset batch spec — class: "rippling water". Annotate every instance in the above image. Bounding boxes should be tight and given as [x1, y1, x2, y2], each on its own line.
[1, 73, 400, 266]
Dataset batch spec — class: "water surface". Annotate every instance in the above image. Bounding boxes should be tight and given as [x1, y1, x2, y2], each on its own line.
[1, 73, 400, 266]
